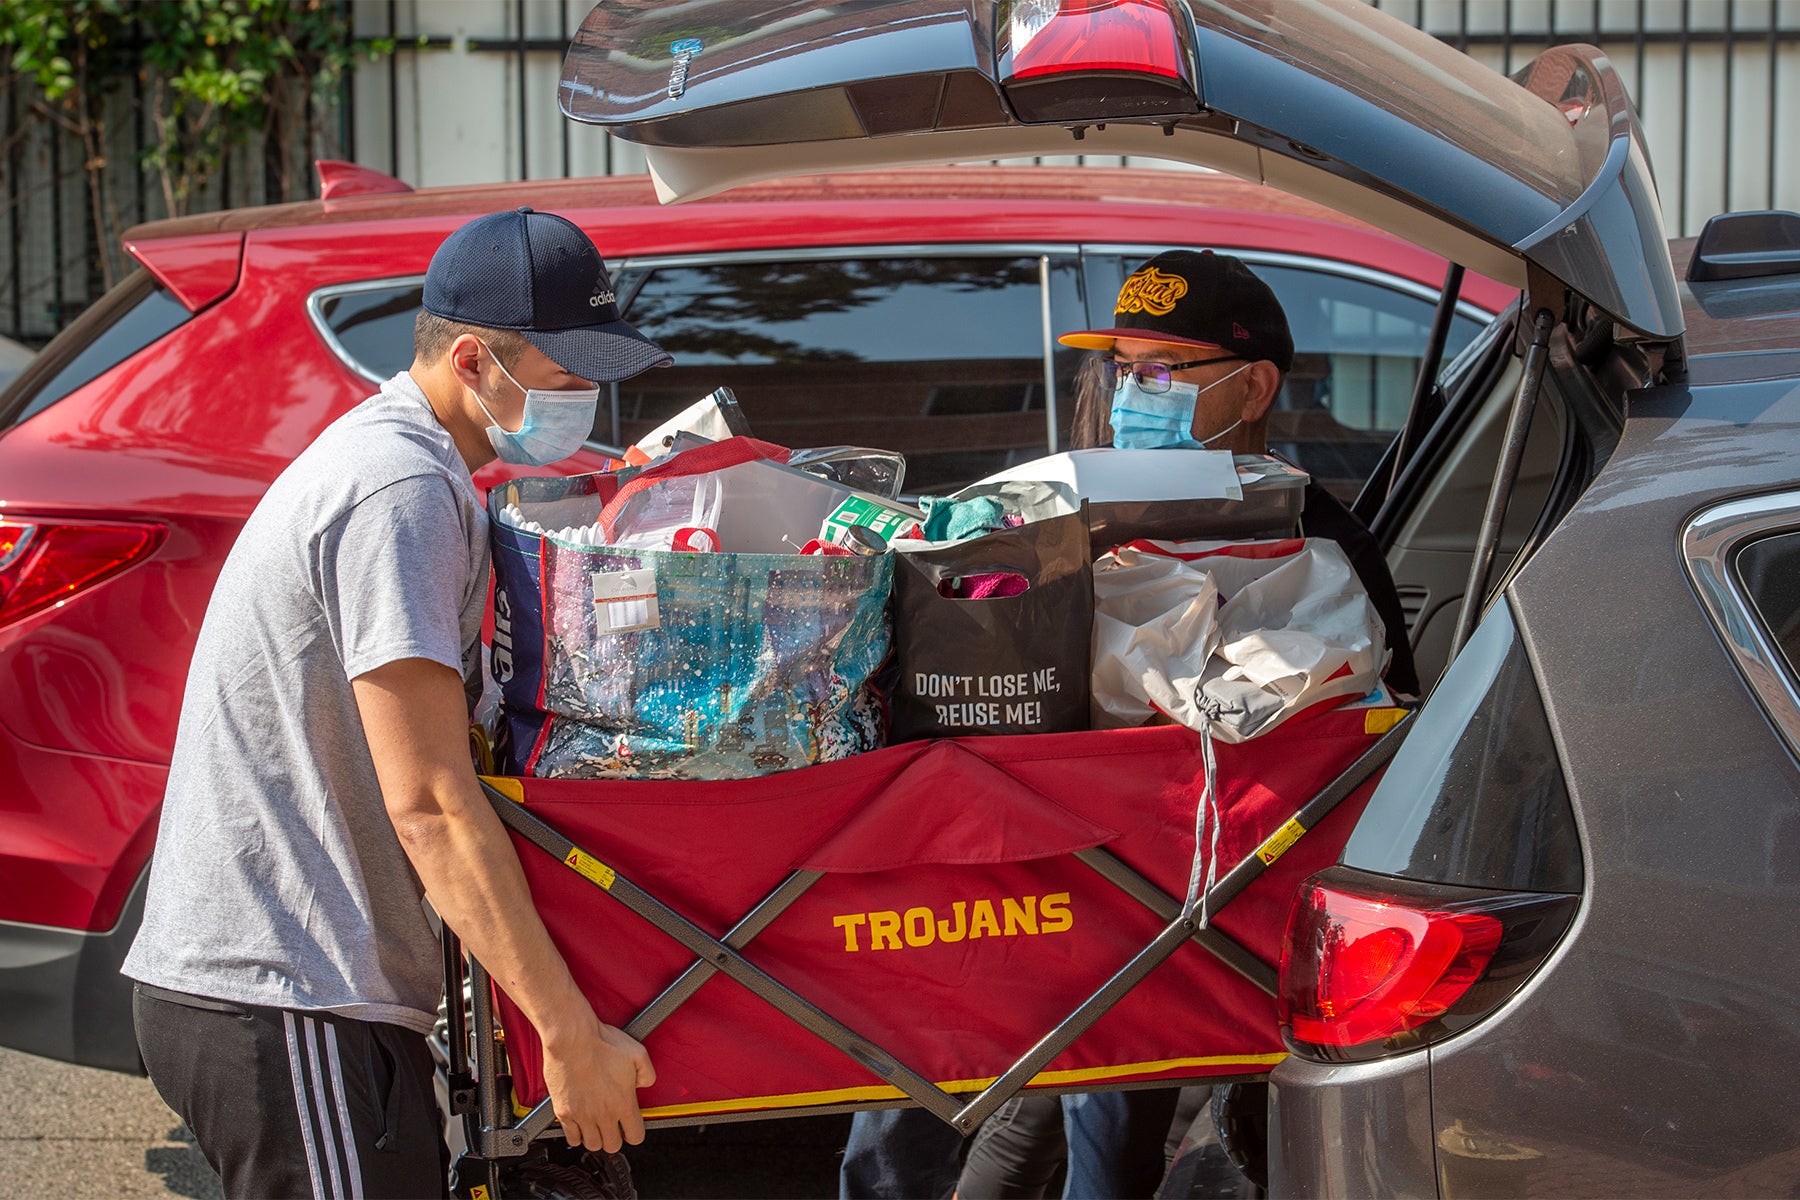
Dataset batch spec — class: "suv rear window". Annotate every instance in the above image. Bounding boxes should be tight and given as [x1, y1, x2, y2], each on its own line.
[1260, 263, 1482, 497]
[1685, 497, 1800, 769]
[0, 271, 192, 429]
[311, 280, 424, 383]
[615, 255, 1087, 492]
[309, 258, 1090, 492]
[306, 252, 1477, 501]
[1734, 532, 1800, 681]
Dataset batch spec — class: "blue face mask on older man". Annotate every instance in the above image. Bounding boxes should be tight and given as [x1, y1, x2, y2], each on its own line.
[1109, 361, 1251, 450]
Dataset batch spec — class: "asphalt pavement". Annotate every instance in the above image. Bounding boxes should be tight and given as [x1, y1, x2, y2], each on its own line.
[0, 1044, 1256, 1198]
[0, 1046, 221, 1199]
[0, 1043, 850, 1198]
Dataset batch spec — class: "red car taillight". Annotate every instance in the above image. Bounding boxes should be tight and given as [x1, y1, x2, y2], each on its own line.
[1279, 868, 1577, 1063]
[998, 0, 1200, 125]
[1006, 0, 1187, 81]
[0, 518, 165, 630]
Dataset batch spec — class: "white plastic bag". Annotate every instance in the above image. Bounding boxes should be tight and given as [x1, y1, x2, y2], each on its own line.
[1089, 552, 1222, 734]
[1091, 537, 1386, 743]
[607, 469, 725, 551]
[601, 437, 915, 554]
[622, 388, 750, 465]
[1091, 535, 1389, 930]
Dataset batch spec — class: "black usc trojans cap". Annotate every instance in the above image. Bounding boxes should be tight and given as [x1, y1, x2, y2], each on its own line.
[1059, 249, 1295, 373]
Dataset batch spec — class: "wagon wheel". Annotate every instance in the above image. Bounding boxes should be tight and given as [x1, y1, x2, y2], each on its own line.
[1209, 1082, 1269, 1190]
[508, 1147, 637, 1200]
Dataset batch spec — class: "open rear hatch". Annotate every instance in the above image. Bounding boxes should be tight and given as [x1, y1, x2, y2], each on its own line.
[558, 0, 1680, 341]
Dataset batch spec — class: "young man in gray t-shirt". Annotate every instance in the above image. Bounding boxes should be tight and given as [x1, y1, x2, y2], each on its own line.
[122, 208, 670, 1199]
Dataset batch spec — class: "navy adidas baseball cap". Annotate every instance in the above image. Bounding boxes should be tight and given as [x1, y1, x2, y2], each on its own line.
[422, 207, 671, 383]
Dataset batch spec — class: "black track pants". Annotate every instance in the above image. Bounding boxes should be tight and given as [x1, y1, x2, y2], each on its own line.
[133, 982, 449, 1200]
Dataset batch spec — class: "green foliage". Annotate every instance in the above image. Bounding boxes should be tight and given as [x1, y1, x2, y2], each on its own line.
[133, 0, 395, 213]
[2, 0, 137, 287]
[1, 0, 397, 217]
[0, 0, 127, 102]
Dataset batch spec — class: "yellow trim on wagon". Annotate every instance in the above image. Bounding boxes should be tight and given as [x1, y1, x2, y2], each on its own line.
[480, 775, 526, 804]
[510, 1054, 1288, 1120]
[636, 1054, 1290, 1119]
[1363, 708, 1408, 735]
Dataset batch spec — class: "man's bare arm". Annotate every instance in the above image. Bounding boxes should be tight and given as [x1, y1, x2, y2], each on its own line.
[352, 656, 654, 1153]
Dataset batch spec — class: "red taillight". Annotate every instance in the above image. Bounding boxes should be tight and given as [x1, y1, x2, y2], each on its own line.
[0, 518, 164, 630]
[1006, 0, 1187, 81]
[1281, 874, 1509, 1055]
[998, 0, 1200, 125]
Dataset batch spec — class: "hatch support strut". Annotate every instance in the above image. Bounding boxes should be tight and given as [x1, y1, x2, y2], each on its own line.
[1451, 308, 1556, 657]
[1384, 262, 1467, 506]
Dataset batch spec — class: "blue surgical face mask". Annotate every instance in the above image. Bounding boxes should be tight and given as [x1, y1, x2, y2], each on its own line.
[473, 342, 602, 466]
[1109, 362, 1251, 451]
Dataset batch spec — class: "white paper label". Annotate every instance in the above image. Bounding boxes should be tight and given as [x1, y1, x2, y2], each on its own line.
[592, 568, 660, 633]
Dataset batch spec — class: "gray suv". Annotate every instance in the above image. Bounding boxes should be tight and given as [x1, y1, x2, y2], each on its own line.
[556, 2, 1800, 1194]
[1265, 233, 1800, 1197]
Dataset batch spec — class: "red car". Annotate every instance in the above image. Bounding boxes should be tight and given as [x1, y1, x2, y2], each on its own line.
[0, 163, 1509, 1071]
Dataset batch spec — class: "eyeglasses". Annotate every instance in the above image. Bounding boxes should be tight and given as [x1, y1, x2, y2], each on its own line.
[1098, 354, 1243, 394]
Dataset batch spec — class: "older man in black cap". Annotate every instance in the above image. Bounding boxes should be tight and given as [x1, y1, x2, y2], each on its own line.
[845, 249, 1419, 1200]
[958, 250, 1417, 1199]
[124, 208, 669, 1199]
[1062, 248, 1418, 696]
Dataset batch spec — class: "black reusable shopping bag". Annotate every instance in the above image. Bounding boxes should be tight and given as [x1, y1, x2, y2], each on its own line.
[890, 508, 1092, 741]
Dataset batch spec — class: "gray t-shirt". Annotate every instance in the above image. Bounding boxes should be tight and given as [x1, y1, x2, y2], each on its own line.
[122, 372, 488, 1033]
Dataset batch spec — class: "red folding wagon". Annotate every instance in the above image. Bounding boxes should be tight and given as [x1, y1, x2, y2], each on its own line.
[441, 696, 1410, 1194]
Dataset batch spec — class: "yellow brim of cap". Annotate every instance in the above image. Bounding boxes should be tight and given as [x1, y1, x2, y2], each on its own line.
[1057, 330, 1229, 352]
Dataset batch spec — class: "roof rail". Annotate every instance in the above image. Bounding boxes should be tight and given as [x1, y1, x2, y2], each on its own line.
[1687, 211, 1800, 283]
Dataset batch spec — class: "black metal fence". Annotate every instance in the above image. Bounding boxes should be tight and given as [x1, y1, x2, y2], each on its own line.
[3, 0, 1796, 346]
[1396, 0, 1799, 240]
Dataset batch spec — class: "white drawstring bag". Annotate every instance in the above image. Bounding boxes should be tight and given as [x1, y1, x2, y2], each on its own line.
[1089, 552, 1224, 734]
[1091, 535, 1388, 926]
[1092, 537, 1386, 742]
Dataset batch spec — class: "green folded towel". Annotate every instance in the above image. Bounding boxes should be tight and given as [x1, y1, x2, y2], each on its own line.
[919, 495, 1008, 542]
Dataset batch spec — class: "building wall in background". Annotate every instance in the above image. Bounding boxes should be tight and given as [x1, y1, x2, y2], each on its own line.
[4, 0, 1798, 343]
